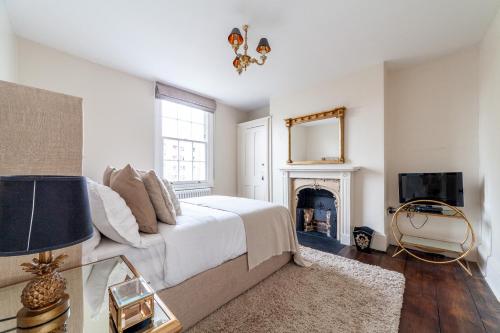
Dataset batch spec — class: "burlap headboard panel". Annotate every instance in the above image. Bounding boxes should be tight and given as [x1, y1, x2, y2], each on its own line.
[0, 80, 83, 287]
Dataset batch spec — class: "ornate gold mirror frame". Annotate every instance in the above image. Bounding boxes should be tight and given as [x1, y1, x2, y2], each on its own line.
[285, 107, 345, 164]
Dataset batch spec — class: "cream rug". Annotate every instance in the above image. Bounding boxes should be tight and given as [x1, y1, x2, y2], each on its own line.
[188, 246, 405, 333]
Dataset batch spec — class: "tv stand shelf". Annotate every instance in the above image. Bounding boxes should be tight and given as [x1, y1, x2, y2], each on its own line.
[400, 207, 463, 219]
[391, 199, 475, 275]
[400, 235, 463, 253]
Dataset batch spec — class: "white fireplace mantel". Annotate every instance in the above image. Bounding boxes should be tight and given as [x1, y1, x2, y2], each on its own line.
[280, 164, 360, 246]
[280, 164, 361, 172]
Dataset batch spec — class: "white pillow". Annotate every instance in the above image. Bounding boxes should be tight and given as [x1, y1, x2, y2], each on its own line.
[82, 225, 101, 255]
[87, 179, 142, 248]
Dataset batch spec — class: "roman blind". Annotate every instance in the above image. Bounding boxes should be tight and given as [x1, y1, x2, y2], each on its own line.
[155, 82, 216, 113]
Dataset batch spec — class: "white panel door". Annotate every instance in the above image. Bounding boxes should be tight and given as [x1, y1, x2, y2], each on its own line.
[243, 128, 256, 198]
[237, 118, 270, 201]
[252, 126, 267, 200]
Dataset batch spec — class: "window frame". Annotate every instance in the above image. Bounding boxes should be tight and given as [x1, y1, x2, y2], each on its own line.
[155, 99, 214, 190]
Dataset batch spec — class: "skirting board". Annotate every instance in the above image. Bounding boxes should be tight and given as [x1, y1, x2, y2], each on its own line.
[387, 237, 479, 262]
[344, 231, 387, 252]
[370, 232, 388, 252]
[481, 256, 500, 302]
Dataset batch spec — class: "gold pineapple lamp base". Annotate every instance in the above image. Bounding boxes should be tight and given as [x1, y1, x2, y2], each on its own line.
[16, 251, 71, 329]
[17, 294, 70, 329]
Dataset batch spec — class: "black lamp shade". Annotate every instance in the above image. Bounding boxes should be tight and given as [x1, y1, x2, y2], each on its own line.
[256, 38, 271, 54]
[0, 176, 93, 256]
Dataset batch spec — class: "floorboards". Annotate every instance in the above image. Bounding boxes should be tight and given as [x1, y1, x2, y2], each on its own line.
[334, 245, 500, 333]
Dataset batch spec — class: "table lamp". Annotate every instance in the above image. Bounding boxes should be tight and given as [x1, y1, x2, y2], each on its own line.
[0, 176, 93, 328]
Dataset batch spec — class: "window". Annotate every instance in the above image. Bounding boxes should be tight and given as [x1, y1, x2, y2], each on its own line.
[159, 100, 213, 188]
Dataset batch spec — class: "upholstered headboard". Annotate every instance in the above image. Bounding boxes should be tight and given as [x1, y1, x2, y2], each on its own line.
[0, 80, 83, 287]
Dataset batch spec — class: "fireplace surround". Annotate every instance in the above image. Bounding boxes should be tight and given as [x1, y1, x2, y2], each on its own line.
[281, 165, 360, 246]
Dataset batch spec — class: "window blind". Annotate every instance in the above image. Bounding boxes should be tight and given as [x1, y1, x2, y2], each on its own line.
[155, 82, 216, 113]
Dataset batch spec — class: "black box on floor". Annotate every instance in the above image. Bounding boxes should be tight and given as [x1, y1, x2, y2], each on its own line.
[353, 226, 375, 252]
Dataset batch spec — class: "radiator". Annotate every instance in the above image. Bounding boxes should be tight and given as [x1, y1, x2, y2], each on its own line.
[175, 187, 212, 199]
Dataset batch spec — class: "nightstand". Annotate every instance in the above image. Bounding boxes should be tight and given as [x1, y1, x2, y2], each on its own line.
[0, 256, 182, 333]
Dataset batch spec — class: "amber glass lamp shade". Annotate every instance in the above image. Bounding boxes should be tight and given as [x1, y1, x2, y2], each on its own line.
[233, 56, 241, 69]
[256, 38, 271, 54]
[228, 28, 243, 47]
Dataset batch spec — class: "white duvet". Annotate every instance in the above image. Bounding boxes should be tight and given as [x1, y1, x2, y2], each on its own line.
[85, 201, 247, 290]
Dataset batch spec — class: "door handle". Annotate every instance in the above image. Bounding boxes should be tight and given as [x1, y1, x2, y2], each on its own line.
[261, 176, 264, 181]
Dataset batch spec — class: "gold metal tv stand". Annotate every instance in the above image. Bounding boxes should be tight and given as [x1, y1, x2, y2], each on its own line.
[391, 199, 475, 275]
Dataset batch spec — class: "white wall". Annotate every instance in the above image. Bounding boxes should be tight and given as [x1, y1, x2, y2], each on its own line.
[385, 48, 481, 256]
[213, 103, 248, 195]
[0, 0, 16, 82]
[17, 38, 155, 182]
[478, 9, 500, 299]
[271, 65, 387, 250]
[247, 106, 270, 121]
[17, 38, 244, 195]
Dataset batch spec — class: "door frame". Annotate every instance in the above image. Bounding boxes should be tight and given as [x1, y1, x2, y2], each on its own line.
[237, 116, 272, 201]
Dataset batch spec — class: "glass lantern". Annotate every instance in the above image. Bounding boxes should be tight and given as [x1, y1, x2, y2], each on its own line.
[109, 277, 155, 332]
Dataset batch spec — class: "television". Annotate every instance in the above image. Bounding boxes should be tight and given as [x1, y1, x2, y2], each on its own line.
[398, 172, 464, 207]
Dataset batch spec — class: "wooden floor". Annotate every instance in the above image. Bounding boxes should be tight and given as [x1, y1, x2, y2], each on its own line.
[336, 245, 500, 333]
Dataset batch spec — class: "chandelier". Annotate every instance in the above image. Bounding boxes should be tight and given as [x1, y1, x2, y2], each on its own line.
[227, 24, 271, 75]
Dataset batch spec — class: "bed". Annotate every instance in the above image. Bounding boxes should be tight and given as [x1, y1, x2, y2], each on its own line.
[83, 196, 303, 330]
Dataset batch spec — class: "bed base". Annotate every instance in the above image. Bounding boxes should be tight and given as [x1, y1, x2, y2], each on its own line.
[157, 252, 292, 331]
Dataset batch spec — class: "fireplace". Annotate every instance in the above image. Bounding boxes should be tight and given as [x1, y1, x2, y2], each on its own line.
[291, 178, 343, 253]
[296, 188, 337, 239]
[281, 165, 360, 248]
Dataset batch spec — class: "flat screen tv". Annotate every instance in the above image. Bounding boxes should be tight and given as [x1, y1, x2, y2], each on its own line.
[398, 172, 464, 207]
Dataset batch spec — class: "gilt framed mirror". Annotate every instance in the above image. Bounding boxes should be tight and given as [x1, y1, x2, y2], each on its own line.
[285, 107, 345, 164]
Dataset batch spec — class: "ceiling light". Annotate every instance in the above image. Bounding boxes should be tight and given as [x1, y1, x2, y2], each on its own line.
[227, 24, 271, 75]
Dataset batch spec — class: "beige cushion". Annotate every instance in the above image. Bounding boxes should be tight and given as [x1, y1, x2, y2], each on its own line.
[109, 164, 158, 233]
[103, 166, 116, 186]
[162, 179, 182, 215]
[141, 170, 177, 225]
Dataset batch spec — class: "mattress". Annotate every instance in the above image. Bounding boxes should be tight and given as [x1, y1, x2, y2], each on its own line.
[85, 202, 247, 290]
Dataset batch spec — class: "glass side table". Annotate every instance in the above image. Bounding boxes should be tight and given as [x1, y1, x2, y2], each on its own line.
[0, 256, 182, 333]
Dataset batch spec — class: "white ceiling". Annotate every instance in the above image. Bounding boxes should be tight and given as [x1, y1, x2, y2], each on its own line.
[6, 0, 500, 110]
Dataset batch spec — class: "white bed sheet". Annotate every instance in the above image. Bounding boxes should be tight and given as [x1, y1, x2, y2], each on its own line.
[85, 202, 247, 291]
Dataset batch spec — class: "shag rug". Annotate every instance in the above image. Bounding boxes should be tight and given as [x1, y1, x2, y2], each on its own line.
[188, 246, 405, 333]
